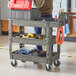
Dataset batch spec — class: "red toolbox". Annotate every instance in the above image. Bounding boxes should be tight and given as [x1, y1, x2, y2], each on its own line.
[8, 0, 32, 10]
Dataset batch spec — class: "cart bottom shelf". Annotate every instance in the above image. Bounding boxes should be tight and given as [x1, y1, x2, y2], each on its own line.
[10, 50, 60, 64]
[12, 50, 46, 57]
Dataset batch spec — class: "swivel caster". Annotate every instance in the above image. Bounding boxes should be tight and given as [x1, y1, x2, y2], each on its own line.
[45, 64, 51, 71]
[33, 62, 39, 64]
[21, 60, 26, 63]
[54, 60, 60, 67]
[11, 60, 18, 67]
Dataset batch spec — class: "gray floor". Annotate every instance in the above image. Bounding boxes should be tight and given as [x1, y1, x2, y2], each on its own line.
[0, 35, 76, 76]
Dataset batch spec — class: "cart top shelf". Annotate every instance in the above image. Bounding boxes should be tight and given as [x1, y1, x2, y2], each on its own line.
[9, 19, 61, 28]
[9, 12, 69, 28]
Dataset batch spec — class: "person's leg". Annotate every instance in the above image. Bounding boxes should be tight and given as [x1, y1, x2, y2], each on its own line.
[34, 14, 53, 52]
[34, 27, 42, 50]
[45, 28, 53, 53]
[44, 15, 53, 53]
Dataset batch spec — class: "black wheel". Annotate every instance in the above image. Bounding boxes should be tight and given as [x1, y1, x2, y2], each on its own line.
[54, 60, 60, 67]
[33, 62, 39, 64]
[45, 64, 51, 71]
[21, 60, 26, 63]
[11, 60, 18, 67]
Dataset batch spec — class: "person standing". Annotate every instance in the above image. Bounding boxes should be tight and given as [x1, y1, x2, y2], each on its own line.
[34, 0, 53, 51]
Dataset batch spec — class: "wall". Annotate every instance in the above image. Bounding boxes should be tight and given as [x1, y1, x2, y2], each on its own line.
[0, 0, 68, 20]
[0, 0, 1, 34]
[73, 18, 76, 32]
[0, 0, 68, 34]
[71, 0, 76, 32]
[52, 0, 68, 36]
[52, 0, 68, 18]
[1, 0, 10, 20]
[0, 0, 34, 33]
[26, 0, 69, 34]
[0, 0, 20, 33]
[0, 0, 1, 19]
[71, 0, 76, 12]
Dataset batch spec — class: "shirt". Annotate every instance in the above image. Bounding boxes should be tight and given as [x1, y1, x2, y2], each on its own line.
[34, 0, 53, 15]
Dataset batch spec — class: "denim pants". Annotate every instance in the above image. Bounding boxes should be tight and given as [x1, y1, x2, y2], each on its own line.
[34, 15, 53, 52]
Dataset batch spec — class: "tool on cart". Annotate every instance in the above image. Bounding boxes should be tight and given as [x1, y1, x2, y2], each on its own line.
[13, 49, 46, 57]
[18, 33, 44, 39]
[8, 0, 32, 10]
[22, 33, 35, 38]
[35, 35, 43, 39]
[56, 26, 64, 45]
[28, 33, 36, 38]
[0, 44, 2, 47]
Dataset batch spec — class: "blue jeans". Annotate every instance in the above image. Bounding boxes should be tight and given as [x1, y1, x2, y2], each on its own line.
[34, 15, 53, 52]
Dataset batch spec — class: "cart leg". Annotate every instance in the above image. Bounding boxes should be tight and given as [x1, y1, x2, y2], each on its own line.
[19, 26, 25, 48]
[54, 32, 61, 67]
[19, 26, 26, 63]
[57, 44, 60, 57]
[9, 19, 13, 59]
[46, 23, 52, 71]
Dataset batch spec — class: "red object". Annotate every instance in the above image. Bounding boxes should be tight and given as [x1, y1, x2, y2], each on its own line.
[8, 0, 32, 10]
[56, 26, 64, 45]
[55, 15, 57, 20]
[55, 15, 58, 22]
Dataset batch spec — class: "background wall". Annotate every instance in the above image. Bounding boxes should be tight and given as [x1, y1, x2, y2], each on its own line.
[26, 0, 69, 34]
[71, 0, 76, 32]
[0, 0, 34, 33]
[52, 0, 68, 36]
[0, 0, 1, 34]
[0, 0, 68, 34]
[52, 0, 68, 18]
[71, 0, 76, 12]
[1, 0, 10, 20]
[0, 0, 69, 20]
[0, 0, 1, 19]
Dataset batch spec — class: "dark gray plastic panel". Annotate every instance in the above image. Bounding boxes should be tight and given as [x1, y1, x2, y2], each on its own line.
[10, 9, 39, 20]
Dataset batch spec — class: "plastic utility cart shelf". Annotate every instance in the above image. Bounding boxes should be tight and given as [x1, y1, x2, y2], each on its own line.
[12, 36, 56, 45]
[9, 9, 69, 71]
[11, 52, 59, 63]
[10, 19, 59, 27]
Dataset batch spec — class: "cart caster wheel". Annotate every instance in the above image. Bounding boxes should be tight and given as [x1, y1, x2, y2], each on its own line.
[21, 60, 26, 63]
[54, 60, 60, 67]
[45, 64, 51, 71]
[11, 60, 18, 67]
[34, 62, 39, 64]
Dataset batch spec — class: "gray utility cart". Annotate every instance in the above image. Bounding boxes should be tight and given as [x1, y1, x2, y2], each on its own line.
[9, 9, 69, 71]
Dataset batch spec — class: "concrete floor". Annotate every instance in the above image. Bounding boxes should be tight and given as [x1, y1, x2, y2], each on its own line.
[0, 35, 76, 76]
